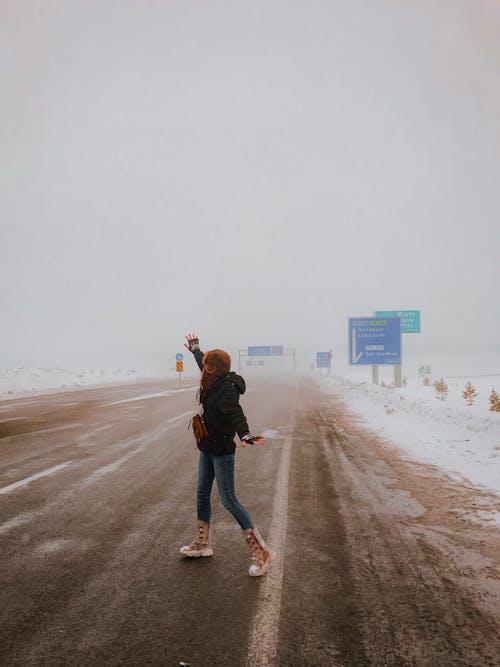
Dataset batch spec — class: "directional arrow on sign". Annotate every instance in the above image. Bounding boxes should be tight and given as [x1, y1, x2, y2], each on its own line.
[351, 328, 363, 363]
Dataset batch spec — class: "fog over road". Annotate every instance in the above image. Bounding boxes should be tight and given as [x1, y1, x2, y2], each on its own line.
[1, 378, 499, 666]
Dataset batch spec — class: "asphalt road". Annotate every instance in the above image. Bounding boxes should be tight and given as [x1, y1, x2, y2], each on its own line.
[1, 377, 499, 666]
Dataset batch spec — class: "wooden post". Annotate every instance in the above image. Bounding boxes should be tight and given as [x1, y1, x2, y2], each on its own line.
[372, 365, 379, 385]
[394, 365, 402, 388]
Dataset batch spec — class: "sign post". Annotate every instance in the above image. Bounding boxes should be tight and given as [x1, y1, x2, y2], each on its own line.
[175, 353, 184, 388]
[375, 310, 421, 386]
[316, 351, 333, 375]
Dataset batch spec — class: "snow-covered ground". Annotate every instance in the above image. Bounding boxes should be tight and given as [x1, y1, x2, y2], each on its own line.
[320, 373, 500, 523]
[0, 367, 172, 397]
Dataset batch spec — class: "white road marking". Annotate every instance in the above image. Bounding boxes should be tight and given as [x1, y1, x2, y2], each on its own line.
[167, 410, 194, 423]
[0, 513, 33, 535]
[77, 422, 116, 446]
[94, 423, 116, 433]
[244, 398, 296, 667]
[88, 446, 146, 479]
[4, 423, 83, 439]
[0, 462, 73, 495]
[0, 407, 193, 529]
[82, 411, 191, 482]
[104, 391, 173, 405]
[104, 387, 194, 406]
[0, 401, 36, 408]
[32, 423, 83, 435]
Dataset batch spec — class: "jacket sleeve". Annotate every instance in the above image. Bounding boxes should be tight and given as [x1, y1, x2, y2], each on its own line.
[218, 383, 250, 439]
[192, 348, 204, 370]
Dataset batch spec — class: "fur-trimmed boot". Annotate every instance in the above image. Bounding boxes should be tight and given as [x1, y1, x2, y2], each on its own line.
[180, 520, 213, 557]
[243, 528, 275, 577]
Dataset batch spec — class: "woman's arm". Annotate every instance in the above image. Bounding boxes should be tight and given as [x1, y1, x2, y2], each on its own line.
[219, 386, 265, 445]
[218, 383, 251, 439]
[185, 334, 203, 370]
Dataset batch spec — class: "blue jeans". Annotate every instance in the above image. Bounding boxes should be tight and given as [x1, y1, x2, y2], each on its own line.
[197, 451, 254, 530]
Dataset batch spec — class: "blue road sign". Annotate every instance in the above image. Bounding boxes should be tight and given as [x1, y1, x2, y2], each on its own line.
[175, 353, 184, 361]
[248, 346, 270, 356]
[349, 317, 401, 365]
[375, 310, 420, 333]
[316, 352, 331, 369]
[248, 346, 284, 356]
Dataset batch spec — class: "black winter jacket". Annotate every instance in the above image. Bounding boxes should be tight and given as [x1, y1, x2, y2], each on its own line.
[192, 349, 250, 455]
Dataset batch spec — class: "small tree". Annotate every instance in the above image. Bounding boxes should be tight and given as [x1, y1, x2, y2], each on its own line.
[433, 378, 448, 401]
[462, 381, 479, 406]
[422, 376, 431, 387]
[489, 388, 500, 412]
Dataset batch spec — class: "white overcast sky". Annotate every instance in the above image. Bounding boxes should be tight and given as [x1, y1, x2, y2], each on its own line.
[1, 0, 499, 371]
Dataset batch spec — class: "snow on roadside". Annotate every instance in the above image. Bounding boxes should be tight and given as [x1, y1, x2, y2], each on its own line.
[0, 367, 171, 398]
[320, 375, 500, 511]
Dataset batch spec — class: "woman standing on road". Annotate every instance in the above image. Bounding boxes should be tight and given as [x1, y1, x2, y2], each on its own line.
[180, 333, 274, 577]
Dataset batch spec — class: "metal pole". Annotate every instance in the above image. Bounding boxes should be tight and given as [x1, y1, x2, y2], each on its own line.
[394, 365, 402, 388]
[372, 365, 379, 385]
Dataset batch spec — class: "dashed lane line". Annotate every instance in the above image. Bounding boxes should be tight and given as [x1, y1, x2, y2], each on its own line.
[167, 410, 194, 423]
[2, 423, 84, 440]
[0, 462, 73, 495]
[0, 408, 194, 532]
[103, 387, 195, 406]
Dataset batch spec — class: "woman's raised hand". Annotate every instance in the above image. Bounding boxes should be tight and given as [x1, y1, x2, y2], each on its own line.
[184, 333, 200, 352]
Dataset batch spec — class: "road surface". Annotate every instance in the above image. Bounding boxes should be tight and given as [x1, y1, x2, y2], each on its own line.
[1, 377, 499, 666]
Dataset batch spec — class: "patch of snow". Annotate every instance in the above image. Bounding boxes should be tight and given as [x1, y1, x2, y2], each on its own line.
[320, 375, 500, 504]
[261, 429, 282, 439]
[0, 367, 171, 398]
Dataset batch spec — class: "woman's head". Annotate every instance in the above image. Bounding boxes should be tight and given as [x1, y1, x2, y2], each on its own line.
[201, 349, 231, 389]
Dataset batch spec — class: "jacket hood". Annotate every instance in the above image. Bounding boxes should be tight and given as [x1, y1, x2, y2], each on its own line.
[224, 371, 246, 395]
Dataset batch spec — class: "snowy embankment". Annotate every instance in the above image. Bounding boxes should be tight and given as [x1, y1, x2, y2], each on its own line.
[0, 368, 169, 398]
[321, 375, 500, 501]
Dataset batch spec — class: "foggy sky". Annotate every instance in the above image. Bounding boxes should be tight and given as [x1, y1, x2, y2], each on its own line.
[1, 0, 499, 372]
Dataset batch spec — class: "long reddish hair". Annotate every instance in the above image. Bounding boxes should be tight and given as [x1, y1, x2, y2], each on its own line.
[200, 349, 231, 395]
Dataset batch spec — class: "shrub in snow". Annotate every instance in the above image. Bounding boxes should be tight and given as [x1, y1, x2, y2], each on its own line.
[489, 388, 500, 412]
[422, 376, 431, 386]
[462, 381, 479, 406]
[433, 378, 448, 401]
